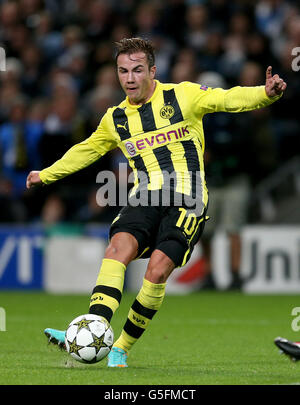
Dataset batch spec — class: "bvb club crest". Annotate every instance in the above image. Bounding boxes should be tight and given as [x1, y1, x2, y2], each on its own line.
[160, 104, 175, 119]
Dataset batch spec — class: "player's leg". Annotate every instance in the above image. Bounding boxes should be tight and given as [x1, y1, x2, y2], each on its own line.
[45, 232, 138, 348]
[45, 204, 159, 355]
[109, 204, 208, 367]
[89, 232, 138, 322]
[108, 249, 175, 367]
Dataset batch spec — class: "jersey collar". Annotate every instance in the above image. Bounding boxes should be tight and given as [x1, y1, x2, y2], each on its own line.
[125, 80, 160, 109]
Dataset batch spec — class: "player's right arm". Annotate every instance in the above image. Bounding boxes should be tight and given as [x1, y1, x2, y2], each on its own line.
[26, 113, 118, 189]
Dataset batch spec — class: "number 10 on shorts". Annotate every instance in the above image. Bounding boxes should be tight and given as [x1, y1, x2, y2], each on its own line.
[176, 208, 198, 235]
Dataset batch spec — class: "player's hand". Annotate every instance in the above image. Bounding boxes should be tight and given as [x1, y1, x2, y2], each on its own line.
[265, 66, 287, 97]
[26, 171, 43, 189]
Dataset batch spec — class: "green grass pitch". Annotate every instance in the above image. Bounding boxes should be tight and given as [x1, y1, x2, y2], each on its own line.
[0, 291, 300, 385]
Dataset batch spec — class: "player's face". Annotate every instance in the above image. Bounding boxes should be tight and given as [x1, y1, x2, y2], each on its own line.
[117, 52, 156, 105]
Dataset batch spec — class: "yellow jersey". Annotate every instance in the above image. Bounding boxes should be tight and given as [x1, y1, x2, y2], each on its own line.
[39, 80, 281, 208]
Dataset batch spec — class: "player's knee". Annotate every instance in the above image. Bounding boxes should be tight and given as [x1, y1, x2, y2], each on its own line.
[146, 250, 175, 284]
[155, 238, 187, 269]
[146, 268, 167, 284]
[105, 232, 138, 265]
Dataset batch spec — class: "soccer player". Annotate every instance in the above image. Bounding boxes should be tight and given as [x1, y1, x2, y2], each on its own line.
[274, 337, 300, 362]
[26, 38, 286, 368]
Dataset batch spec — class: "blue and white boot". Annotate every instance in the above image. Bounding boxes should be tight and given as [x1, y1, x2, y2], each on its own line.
[107, 347, 128, 367]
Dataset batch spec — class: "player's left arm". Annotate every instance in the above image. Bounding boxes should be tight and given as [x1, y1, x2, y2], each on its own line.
[223, 66, 286, 112]
[264, 66, 287, 97]
[195, 66, 287, 114]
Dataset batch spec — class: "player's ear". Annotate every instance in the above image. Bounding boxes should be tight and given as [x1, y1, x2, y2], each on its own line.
[150, 65, 156, 79]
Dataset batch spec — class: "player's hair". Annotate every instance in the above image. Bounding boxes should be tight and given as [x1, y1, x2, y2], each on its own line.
[115, 37, 155, 69]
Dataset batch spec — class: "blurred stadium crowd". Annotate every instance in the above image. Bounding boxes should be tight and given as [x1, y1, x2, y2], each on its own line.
[0, 0, 299, 227]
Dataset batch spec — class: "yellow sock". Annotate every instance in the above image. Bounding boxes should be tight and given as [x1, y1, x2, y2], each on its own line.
[89, 258, 126, 323]
[114, 278, 166, 352]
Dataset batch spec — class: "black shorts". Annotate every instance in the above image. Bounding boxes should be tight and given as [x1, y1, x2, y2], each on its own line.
[109, 203, 208, 268]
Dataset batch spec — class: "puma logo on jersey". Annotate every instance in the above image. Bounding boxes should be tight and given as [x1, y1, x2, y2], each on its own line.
[117, 122, 128, 131]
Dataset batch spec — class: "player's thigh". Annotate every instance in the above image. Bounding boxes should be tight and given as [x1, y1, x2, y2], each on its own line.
[105, 232, 139, 265]
[155, 204, 208, 268]
[109, 204, 162, 258]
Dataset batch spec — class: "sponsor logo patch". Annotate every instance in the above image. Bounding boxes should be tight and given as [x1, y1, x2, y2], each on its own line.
[125, 141, 136, 156]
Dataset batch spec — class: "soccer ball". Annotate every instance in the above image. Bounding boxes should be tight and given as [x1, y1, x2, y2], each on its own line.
[65, 314, 114, 364]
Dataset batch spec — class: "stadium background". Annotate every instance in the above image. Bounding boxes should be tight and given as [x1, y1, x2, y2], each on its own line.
[0, 0, 299, 294]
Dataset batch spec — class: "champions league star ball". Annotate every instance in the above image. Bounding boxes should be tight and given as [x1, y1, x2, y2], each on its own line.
[65, 314, 114, 364]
